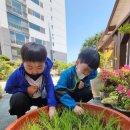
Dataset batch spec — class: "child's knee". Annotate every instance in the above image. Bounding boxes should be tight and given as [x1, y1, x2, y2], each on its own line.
[9, 92, 30, 112]
[10, 92, 28, 103]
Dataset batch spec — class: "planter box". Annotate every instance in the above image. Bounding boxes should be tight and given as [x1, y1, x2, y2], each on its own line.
[6, 103, 130, 130]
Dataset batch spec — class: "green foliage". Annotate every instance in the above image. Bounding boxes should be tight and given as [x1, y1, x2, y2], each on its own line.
[0, 55, 10, 61]
[23, 108, 121, 130]
[81, 32, 102, 50]
[0, 55, 21, 80]
[53, 61, 74, 72]
[99, 85, 116, 93]
[98, 51, 113, 69]
[118, 24, 130, 34]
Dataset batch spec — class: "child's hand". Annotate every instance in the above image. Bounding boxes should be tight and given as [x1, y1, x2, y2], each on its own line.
[78, 81, 84, 89]
[48, 107, 56, 119]
[27, 86, 38, 96]
[73, 105, 84, 115]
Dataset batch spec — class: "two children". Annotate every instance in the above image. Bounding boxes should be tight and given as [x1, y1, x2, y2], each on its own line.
[5, 42, 100, 118]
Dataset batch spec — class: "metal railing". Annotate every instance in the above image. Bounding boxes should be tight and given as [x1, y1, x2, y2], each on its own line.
[6, 0, 27, 20]
[8, 22, 29, 34]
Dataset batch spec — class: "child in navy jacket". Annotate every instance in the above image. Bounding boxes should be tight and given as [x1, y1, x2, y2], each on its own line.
[5, 42, 57, 118]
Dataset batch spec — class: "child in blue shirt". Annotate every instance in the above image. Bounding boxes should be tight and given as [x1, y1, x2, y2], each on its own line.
[55, 49, 100, 115]
[5, 42, 57, 118]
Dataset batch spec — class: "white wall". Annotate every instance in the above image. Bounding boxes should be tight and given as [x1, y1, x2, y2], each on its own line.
[0, 0, 8, 28]
[26, 0, 50, 43]
[51, 0, 67, 53]
[0, 0, 12, 59]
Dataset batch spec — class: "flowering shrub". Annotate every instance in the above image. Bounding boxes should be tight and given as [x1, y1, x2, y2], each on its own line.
[100, 65, 130, 87]
[116, 85, 130, 110]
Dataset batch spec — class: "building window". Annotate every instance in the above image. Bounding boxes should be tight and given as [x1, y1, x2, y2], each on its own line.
[10, 0, 27, 17]
[29, 22, 40, 31]
[26, 36, 29, 42]
[12, 47, 21, 56]
[29, 22, 45, 33]
[35, 38, 42, 45]
[8, 13, 22, 25]
[31, 0, 39, 5]
[51, 16, 53, 20]
[31, 37, 43, 45]
[28, 8, 32, 14]
[53, 42, 54, 46]
[10, 31, 15, 41]
[50, 0, 52, 2]
[51, 25, 53, 29]
[10, 31, 28, 45]
[50, 7, 52, 12]
[7, 13, 28, 28]
[16, 33, 25, 42]
[12, 0, 22, 10]
[33, 11, 40, 18]
[31, 0, 43, 8]
[31, 37, 35, 42]
[40, 27, 45, 33]
[40, 2, 43, 8]
[28, 8, 40, 19]
[41, 15, 44, 21]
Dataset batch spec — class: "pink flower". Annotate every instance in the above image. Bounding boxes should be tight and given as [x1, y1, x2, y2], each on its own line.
[124, 65, 130, 70]
[126, 90, 130, 98]
[117, 85, 126, 94]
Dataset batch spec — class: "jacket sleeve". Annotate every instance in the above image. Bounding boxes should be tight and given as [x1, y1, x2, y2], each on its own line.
[45, 72, 57, 107]
[55, 72, 77, 109]
[5, 70, 27, 94]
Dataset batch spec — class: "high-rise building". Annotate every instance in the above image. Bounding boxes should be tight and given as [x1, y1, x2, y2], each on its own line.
[0, 0, 67, 62]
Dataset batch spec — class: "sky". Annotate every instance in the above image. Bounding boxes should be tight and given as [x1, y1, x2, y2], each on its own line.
[65, 0, 115, 63]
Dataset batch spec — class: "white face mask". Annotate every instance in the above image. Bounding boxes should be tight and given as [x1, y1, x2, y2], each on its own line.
[76, 67, 86, 79]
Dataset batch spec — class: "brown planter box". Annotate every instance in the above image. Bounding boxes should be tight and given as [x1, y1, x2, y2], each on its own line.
[6, 103, 130, 130]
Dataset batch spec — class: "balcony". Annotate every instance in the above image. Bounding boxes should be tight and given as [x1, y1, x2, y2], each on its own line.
[8, 22, 29, 35]
[11, 39, 25, 46]
[6, 0, 27, 20]
[17, 0, 26, 5]
[6, 0, 26, 5]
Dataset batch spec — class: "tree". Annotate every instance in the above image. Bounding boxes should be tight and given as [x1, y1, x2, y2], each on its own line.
[81, 32, 102, 50]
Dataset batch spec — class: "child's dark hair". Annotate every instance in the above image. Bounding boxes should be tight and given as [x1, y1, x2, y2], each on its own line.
[78, 49, 100, 70]
[21, 42, 47, 62]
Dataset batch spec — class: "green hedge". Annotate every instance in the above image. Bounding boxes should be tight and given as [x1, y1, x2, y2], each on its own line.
[0, 55, 21, 80]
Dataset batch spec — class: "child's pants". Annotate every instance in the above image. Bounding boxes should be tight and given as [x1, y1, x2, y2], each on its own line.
[69, 87, 93, 102]
[9, 92, 47, 118]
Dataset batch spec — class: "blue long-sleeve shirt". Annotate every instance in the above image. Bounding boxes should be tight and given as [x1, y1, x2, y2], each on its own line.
[55, 65, 97, 109]
[5, 58, 57, 107]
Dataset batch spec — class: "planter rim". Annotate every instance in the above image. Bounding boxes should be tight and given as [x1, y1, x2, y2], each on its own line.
[114, 106, 130, 112]
[6, 103, 130, 130]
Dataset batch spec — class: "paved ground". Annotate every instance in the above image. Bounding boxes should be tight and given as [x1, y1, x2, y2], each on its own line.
[0, 93, 16, 130]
